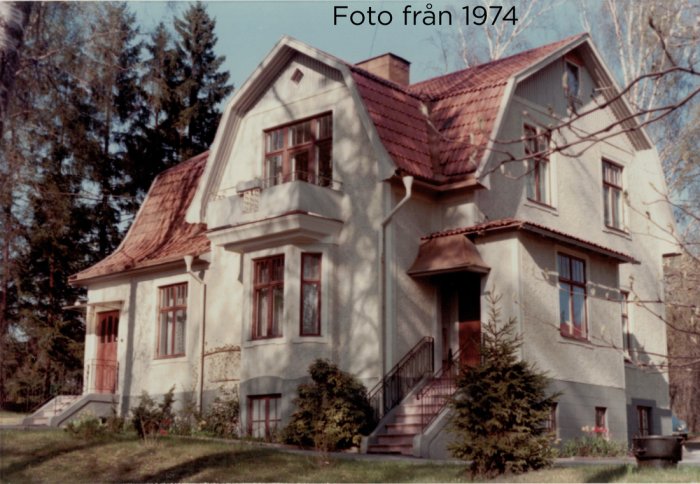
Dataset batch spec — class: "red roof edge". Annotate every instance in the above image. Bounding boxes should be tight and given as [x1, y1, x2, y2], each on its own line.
[423, 218, 638, 263]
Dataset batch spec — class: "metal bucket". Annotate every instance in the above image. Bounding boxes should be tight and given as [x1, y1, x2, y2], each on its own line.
[632, 435, 683, 468]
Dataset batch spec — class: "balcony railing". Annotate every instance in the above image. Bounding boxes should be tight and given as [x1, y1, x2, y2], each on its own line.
[86, 359, 119, 394]
[260, 170, 342, 191]
[367, 336, 434, 423]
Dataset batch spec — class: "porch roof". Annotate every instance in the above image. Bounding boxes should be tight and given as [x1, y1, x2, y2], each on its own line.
[408, 233, 490, 277]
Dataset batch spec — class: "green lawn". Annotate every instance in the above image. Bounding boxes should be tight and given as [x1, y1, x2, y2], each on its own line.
[0, 410, 26, 426]
[1, 429, 698, 483]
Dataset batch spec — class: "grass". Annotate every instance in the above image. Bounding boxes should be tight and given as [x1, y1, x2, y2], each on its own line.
[1, 429, 698, 483]
[0, 410, 27, 425]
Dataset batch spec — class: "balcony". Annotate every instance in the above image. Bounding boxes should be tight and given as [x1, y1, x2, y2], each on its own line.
[207, 173, 346, 252]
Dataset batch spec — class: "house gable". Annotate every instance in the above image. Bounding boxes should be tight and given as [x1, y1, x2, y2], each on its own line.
[186, 36, 398, 226]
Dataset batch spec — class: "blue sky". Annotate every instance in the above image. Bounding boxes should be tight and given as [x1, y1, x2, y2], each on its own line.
[133, 1, 585, 89]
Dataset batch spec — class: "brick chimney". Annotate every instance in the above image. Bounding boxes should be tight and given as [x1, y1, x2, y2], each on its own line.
[356, 53, 410, 86]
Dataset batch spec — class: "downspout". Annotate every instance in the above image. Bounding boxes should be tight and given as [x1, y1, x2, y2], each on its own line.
[379, 175, 414, 376]
[184, 255, 207, 413]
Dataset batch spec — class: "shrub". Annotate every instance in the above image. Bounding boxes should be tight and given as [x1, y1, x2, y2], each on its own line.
[131, 386, 175, 440]
[169, 392, 200, 436]
[65, 414, 106, 439]
[200, 388, 240, 438]
[449, 292, 558, 477]
[282, 359, 374, 451]
[559, 427, 628, 457]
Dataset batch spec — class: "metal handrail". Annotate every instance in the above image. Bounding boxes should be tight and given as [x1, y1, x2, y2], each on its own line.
[367, 336, 434, 422]
[87, 359, 119, 394]
[416, 346, 464, 431]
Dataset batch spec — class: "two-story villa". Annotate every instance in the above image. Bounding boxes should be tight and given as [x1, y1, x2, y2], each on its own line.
[46, 34, 676, 457]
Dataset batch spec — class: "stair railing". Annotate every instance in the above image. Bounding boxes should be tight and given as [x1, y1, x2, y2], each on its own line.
[416, 346, 464, 431]
[367, 336, 434, 422]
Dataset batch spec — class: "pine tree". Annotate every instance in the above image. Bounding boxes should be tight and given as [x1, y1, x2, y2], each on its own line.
[124, 22, 182, 203]
[449, 292, 558, 477]
[174, 1, 232, 159]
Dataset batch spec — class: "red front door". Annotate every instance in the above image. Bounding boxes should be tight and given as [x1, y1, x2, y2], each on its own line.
[457, 275, 481, 368]
[95, 311, 119, 393]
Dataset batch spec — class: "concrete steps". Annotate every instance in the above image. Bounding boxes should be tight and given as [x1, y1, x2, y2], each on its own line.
[23, 395, 81, 426]
[366, 377, 455, 456]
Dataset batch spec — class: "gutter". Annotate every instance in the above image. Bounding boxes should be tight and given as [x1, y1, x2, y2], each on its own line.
[379, 175, 414, 376]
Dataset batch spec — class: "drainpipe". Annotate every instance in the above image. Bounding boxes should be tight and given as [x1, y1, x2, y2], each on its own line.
[184, 255, 207, 413]
[379, 175, 414, 377]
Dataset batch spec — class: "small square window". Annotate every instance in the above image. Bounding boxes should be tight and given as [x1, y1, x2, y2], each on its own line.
[291, 68, 304, 83]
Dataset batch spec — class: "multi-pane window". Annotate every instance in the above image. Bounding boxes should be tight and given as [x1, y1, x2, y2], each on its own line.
[264, 113, 333, 188]
[158, 283, 187, 357]
[524, 124, 551, 205]
[621, 290, 632, 359]
[248, 394, 281, 440]
[637, 406, 652, 436]
[545, 403, 558, 435]
[300, 253, 322, 336]
[603, 160, 624, 230]
[558, 253, 587, 339]
[253, 256, 284, 340]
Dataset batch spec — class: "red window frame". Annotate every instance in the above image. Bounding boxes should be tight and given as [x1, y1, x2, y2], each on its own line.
[637, 406, 652, 436]
[252, 255, 284, 340]
[603, 160, 624, 230]
[264, 113, 333, 188]
[595, 407, 607, 429]
[300, 253, 322, 336]
[558, 253, 588, 339]
[157, 283, 187, 357]
[248, 394, 281, 440]
[524, 124, 551, 206]
[545, 402, 558, 435]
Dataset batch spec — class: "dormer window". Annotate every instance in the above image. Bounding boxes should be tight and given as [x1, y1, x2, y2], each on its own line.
[264, 113, 333, 188]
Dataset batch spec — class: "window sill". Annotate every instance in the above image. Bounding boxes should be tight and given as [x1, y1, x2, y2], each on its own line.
[244, 337, 286, 349]
[603, 225, 631, 239]
[153, 354, 187, 362]
[525, 199, 558, 215]
[559, 330, 592, 347]
[291, 335, 330, 344]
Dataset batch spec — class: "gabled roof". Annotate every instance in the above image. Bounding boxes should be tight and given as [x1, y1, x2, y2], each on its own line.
[70, 153, 210, 284]
[423, 218, 638, 263]
[349, 34, 586, 182]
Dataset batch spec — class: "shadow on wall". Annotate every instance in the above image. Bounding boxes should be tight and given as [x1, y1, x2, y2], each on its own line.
[625, 333, 672, 442]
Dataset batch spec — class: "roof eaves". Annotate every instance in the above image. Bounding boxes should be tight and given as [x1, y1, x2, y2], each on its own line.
[423, 218, 638, 264]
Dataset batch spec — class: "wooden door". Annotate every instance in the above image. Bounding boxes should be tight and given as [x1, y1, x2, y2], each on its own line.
[457, 275, 481, 368]
[95, 311, 119, 393]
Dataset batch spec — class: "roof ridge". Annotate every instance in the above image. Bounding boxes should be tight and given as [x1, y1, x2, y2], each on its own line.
[409, 33, 587, 99]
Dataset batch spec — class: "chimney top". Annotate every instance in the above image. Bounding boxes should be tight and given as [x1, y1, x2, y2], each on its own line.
[355, 53, 411, 86]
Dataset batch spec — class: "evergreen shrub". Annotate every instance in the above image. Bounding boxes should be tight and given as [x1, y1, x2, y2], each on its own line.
[449, 293, 558, 477]
[283, 359, 375, 451]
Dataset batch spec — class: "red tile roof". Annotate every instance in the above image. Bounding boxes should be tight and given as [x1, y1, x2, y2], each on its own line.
[422, 218, 638, 263]
[70, 152, 210, 284]
[351, 34, 585, 182]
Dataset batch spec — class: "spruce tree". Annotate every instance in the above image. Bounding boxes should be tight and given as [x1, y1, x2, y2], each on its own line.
[449, 292, 558, 477]
[174, 1, 232, 159]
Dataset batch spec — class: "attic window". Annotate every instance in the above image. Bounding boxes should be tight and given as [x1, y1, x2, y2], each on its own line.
[565, 61, 580, 102]
[291, 68, 304, 84]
